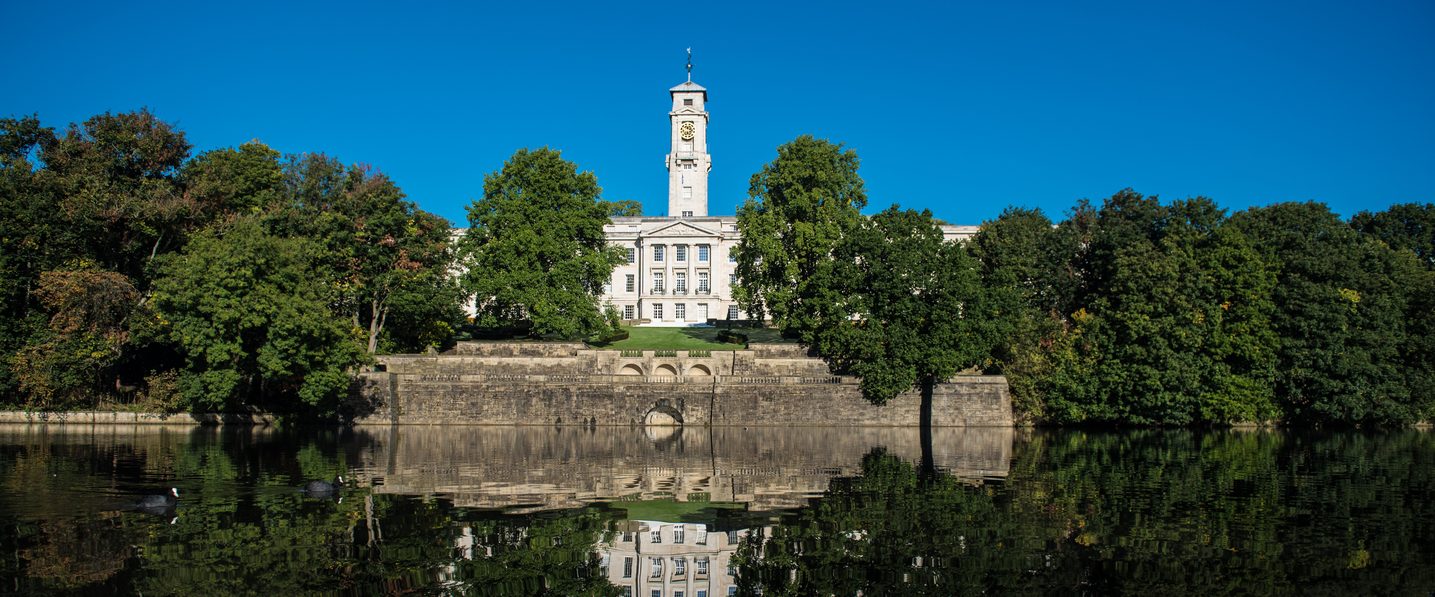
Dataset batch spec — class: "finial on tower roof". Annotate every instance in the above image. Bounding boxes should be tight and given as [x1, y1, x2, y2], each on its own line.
[686, 47, 692, 82]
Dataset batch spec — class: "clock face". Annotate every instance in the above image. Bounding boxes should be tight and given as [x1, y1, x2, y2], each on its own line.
[680, 121, 695, 141]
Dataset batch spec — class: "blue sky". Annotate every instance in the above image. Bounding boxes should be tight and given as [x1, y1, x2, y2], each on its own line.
[3, 0, 1432, 226]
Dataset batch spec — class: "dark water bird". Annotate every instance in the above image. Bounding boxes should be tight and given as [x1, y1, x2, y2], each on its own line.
[303, 475, 345, 495]
[125, 487, 179, 518]
[137, 487, 179, 509]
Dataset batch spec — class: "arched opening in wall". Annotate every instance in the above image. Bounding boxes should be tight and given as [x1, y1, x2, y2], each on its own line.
[655, 364, 678, 376]
[686, 364, 712, 376]
[619, 364, 644, 376]
[643, 405, 684, 427]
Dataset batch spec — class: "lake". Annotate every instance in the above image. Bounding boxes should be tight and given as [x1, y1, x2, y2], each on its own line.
[0, 424, 1431, 595]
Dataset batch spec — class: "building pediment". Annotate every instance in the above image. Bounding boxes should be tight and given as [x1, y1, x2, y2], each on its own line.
[643, 220, 721, 238]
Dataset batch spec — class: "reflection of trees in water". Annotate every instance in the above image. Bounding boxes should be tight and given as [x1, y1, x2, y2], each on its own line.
[732, 431, 1435, 595]
[3, 429, 1433, 594]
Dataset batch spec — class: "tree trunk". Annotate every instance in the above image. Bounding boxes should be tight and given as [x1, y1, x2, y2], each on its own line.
[366, 297, 387, 354]
[919, 376, 936, 479]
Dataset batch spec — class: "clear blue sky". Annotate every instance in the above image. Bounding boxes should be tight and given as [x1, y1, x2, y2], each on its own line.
[4, 0, 1432, 226]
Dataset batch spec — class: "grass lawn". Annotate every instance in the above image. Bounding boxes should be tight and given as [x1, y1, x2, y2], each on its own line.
[609, 498, 746, 523]
[588, 325, 793, 351]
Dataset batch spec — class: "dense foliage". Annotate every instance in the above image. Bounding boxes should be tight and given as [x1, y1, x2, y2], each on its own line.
[972, 193, 1434, 426]
[0, 111, 461, 416]
[458, 147, 626, 340]
[737, 135, 1432, 427]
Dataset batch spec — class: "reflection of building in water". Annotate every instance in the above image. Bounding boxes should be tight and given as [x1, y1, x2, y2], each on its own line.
[352, 427, 1012, 513]
[601, 522, 751, 597]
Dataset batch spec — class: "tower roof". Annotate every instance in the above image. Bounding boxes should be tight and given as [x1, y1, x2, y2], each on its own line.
[669, 80, 707, 99]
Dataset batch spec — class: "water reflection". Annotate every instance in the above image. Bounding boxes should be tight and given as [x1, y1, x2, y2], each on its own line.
[1, 425, 1432, 594]
[353, 425, 1012, 512]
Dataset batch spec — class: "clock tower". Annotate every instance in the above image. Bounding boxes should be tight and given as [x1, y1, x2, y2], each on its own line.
[667, 62, 710, 217]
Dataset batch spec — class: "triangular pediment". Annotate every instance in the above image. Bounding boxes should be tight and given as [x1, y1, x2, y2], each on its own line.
[644, 220, 720, 237]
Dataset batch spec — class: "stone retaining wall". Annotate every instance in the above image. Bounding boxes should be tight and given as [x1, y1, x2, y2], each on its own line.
[356, 371, 1011, 427]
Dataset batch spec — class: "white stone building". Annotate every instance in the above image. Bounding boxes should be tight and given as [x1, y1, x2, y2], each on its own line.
[602, 75, 977, 326]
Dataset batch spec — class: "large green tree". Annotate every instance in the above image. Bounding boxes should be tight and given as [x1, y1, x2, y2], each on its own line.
[458, 147, 623, 339]
[151, 217, 366, 414]
[733, 135, 867, 334]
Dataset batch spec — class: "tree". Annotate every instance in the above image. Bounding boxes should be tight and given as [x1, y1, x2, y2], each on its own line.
[270, 156, 458, 353]
[458, 148, 623, 339]
[968, 207, 1066, 420]
[1229, 202, 1429, 425]
[151, 218, 366, 415]
[180, 140, 286, 220]
[39, 109, 192, 283]
[1351, 202, 1435, 270]
[733, 135, 867, 334]
[802, 207, 1000, 469]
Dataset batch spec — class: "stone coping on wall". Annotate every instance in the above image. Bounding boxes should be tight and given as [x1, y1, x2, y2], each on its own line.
[0, 411, 277, 425]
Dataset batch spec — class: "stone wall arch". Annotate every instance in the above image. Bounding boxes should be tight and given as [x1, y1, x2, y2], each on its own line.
[654, 363, 678, 376]
[619, 363, 644, 376]
[686, 364, 712, 376]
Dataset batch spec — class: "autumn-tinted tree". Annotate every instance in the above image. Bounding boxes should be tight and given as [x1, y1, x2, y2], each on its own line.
[458, 147, 623, 339]
[733, 135, 867, 334]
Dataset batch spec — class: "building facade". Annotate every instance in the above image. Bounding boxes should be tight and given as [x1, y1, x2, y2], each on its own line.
[602, 75, 977, 326]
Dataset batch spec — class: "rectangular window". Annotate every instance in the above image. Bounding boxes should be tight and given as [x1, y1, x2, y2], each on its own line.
[698, 592, 707, 597]
[681, 210, 693, 217]
[676, 245, 687, 262]
[626, 247, 636, 263]
[625, 274, 635, 293]
[682, 186, 693, 199]
[623, 305, 634, 320]
[696, 529, 708, 545]
[697, 272, 709, 293]
[653, 303, 663, 319]
[675, 592, 684, 597]
[674, 525, 685, 544]
[728, 250, 736, 263]
[675, 303, 686, 320]
[729, 273, 736, 286]
[651, 557, 663, 578]
[652, 272, 664, 293]
[698, 244, 709, 262]
[684, 98, 693, 106]
[654, 245, 665, 262]
[727, 305, 739, 320]
[651, 591, 660, 597]
[675, 272, 686, 293]
[697, 558, 709, 575]
[623, 557, 633, 578]
[674, 558, 686, 576]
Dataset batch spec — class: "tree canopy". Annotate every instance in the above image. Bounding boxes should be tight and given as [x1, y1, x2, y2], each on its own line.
[733, 135, 867, 336]
[459, 147, 624, 340]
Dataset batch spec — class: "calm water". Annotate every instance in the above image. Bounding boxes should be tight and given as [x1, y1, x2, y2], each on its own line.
[0, 424, 1431, 595]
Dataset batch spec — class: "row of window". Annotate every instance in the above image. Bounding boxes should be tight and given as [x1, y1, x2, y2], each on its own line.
[619, 589, 732, 597]
[621, 556, 712, 578]
[622, 304, 740, 321]
[619, 273, 735, 294]
[625, 245, 737, 264]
